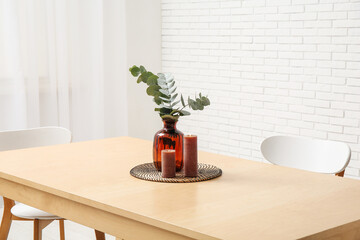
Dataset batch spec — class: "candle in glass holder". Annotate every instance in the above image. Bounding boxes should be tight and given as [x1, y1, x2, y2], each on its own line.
[161, 149, 176, 178]
[184, 135, 198, 177]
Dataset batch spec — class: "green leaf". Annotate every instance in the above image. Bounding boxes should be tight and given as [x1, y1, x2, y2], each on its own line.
[168, 81, 175, 88]
[158, 82, 167, 88]
[201, 96, 210, 106]
[180, 110, 190, 116]
[170, 86, 177, 94]
[159, 96, 171, 102]
[146, 85, 161, 96]
[159, 93, 170, 99]
[128, 65, 211, 118]
[158, 104, 172, 109]
[139, 65, 146, 74]
[171, 100, 180, 107]
[129, 65, 140, 77]
[159, 89, 170, 96]
[181, 94, 185, 107]
[188, 98, 197, 110]
[165, 74, 174, 83]
[170, 93, 178, 102]
[138, 72, 151, 83]
[147, 75, 158, 86]
[154, 96, 162, 105]
[157, 78, 166, 85]
[196, 98, 204, 110]
[157, 73, 165, 79]
[159, 107, 172, 115]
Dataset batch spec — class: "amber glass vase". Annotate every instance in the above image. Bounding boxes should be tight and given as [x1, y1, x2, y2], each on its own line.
[153, 119, 184, 172]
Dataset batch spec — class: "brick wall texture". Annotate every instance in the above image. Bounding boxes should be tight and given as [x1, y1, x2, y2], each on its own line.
[161, 0, 360, 178]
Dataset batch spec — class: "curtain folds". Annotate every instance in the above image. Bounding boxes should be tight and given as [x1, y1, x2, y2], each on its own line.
[0, 0, 127, 141]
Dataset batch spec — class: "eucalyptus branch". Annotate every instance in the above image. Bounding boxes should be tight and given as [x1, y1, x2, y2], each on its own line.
[179, 104, 189, 111]
[129, 65, 210, 120]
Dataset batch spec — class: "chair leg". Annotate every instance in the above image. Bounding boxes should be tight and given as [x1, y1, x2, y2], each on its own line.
[95, 229, 106, 240]
[34, 219, 53, 240]
[336, 170, 345, 177]
[59, 219, 65, 240]
[34, 219, 40, 240]
[0, 197, 15, 240]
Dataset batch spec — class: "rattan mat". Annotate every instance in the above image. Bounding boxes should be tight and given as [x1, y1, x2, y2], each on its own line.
[130, 163, 222, 183]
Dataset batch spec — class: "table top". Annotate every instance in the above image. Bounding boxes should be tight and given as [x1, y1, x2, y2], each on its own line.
[0, 136, 360, 240]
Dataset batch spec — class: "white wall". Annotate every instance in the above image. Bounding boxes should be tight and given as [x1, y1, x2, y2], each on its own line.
[126, 0, 163, 140]
[162, 0, 360, 178]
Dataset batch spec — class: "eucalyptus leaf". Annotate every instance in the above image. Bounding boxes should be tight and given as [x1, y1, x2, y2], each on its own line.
[146, 85, 161, 96]
[154, 96, 162, 105]
[171, 100, 180, 107]
[129, 66, 141, 77]
[188, 98, 197, 110]
[170, 93, 178, 102]
[180, 110, 190, 116]
[159, 96, 171, 102]
[164, 74, 174, 83]
[157, 73, 165, 78]
[159, 107, 172, 115]
[170, 87, 177, 94]
[159, 89, 170, 96]
[201, 96, 210, 106]
[139, 65, 146, 74]
[196, 98, 204, 110]
[157, 77, 166, 84]
[129, 65, 210, 119]
[147, 75, 158, 86]
[158, 82, 168, 88]
[159, 93, 170, 99]
[158, 104, 173, 109]
[138, 72, 152, 83]
[168, 81, 175, 88]
[181, 94, 185, 107]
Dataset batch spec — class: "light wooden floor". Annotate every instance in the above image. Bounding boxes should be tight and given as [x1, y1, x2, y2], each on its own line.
[0, 207, 116, 240]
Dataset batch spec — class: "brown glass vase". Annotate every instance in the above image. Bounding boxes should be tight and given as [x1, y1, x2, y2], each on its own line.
[153, 119, 184, 172]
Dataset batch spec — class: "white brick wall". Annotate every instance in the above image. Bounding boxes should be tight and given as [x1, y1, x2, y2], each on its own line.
[162, 0, 360, 178]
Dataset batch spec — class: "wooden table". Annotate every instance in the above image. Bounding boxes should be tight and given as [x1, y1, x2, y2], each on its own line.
[0, 137, 360, 240]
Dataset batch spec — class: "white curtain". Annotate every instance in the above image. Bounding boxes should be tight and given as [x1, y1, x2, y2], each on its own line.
[0, 0, 128, 141]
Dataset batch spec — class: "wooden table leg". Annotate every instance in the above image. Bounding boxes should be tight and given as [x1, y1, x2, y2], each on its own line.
[95, 229, 106, 240]
[59, 219, 65, 240]
[34, 219, 53, 240]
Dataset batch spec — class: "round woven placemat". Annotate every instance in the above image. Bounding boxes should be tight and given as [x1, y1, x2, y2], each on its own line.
[130, 163, 222, 183]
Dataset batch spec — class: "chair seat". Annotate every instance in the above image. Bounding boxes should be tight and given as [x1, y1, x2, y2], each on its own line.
[11, 203, 62, 220]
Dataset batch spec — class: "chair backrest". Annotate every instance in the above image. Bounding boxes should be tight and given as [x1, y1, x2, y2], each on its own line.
[260, 135, 351, 175]
[0, 127, 72, 151]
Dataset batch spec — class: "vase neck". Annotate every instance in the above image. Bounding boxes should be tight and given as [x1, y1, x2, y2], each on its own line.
[163, 120, 177, 130]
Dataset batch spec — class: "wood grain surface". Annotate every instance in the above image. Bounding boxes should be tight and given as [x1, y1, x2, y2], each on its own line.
[0, 136, 359, 240]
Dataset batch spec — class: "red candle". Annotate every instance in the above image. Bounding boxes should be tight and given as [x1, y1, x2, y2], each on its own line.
[184, 135, 198, 177]
[161, 149, 176, 178]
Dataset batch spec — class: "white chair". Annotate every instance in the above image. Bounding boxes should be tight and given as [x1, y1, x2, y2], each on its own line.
[0, 127, 106, 240]
[260, 135, 351, 177]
